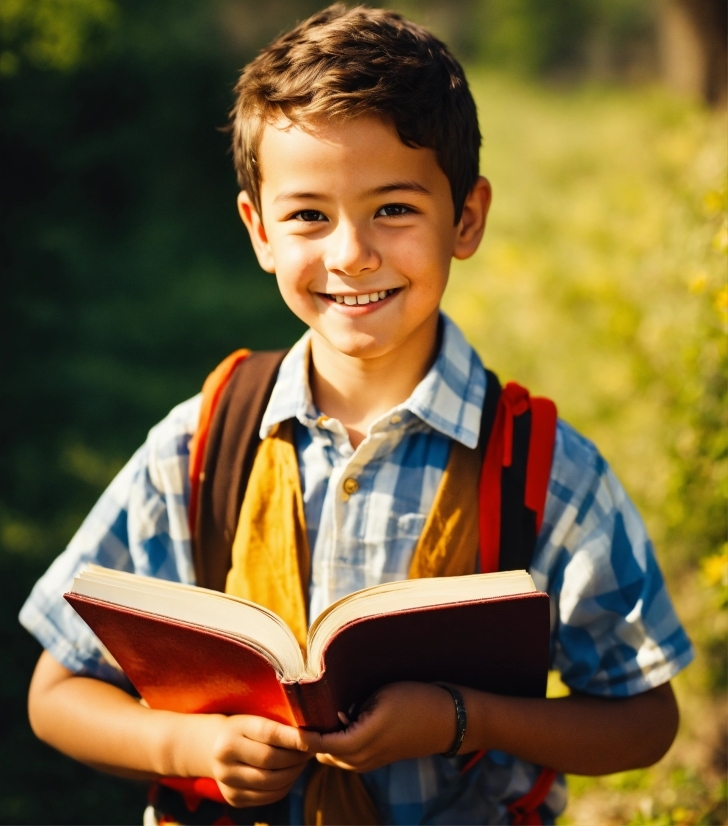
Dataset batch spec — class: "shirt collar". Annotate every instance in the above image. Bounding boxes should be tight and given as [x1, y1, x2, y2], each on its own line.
[259, 330, 317, 437]
[260, 314, 487, 449]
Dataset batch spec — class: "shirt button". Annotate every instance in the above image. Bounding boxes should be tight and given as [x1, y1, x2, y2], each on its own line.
[390, 415, 402, 425]
[343, 477, 359, 495]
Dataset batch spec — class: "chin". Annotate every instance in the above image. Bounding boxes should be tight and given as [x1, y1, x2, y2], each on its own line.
[324, 329, 395, 360]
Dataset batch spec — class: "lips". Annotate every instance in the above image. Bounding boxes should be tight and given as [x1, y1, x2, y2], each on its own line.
[324, 288, 398, 305]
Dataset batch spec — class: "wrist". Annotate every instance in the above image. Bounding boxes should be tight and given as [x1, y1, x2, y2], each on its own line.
[154, 709, 227, 778]
[416, 682, 458, 757]
[457, 686, 497, 754]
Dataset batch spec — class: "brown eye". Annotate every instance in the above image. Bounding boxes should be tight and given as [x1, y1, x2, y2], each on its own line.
[293, 210, 327, 222]
[376, 204, 411, 217]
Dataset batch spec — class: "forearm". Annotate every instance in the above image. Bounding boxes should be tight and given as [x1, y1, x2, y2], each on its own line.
[459, 682, 679, 775]
[28, 651, 222, 780]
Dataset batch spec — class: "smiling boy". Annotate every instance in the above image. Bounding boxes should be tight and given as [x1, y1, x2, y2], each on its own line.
[21, 5, 693, 825]
[239, 114, 488, 450]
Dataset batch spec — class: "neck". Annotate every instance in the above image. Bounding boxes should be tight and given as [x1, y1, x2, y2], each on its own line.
[309, 316, 440, 449]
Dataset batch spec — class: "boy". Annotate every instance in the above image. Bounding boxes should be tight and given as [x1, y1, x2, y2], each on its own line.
[21, 5, 693, 824]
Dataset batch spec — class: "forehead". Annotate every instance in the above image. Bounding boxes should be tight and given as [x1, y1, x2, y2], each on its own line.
[257, 116, 449, 198]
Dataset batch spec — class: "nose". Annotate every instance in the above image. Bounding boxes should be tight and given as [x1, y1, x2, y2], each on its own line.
[324, 219, 381, 277]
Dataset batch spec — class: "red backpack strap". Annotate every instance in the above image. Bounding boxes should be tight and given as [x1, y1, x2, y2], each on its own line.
[524, 396, 558, 535]
[466, 381, 558, 799]
[188, 349, 251, 537]
[458, 759, 557, 824]
[506, 768, 559, 825]
[478, 382, 557, 575]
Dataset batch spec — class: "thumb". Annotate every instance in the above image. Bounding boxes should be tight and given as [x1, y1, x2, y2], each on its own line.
[315, 752, 357, 770]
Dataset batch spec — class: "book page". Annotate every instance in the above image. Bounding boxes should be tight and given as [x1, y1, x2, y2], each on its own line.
[73, 566, 307, 680]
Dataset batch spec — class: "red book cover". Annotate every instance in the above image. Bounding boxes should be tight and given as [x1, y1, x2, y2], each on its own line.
[65, 589, 550, 732]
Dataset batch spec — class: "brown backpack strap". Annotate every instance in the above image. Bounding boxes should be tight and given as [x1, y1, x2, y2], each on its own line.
[192, 349, 288, 591]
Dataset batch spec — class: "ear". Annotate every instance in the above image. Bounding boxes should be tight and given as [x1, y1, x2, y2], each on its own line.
[237, 191, 276, 273]
[453, 177, 492, 261]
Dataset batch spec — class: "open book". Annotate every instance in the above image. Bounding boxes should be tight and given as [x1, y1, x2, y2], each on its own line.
[66, 566, 550, 732]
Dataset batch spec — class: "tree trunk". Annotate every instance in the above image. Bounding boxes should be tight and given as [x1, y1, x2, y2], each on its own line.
[659, 0, 727, 105]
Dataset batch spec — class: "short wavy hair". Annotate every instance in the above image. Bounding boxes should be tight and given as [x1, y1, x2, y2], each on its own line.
[230, 4, 481, 223]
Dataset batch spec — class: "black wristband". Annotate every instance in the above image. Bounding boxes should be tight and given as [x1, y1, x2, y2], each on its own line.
[435, 683, 466, 758]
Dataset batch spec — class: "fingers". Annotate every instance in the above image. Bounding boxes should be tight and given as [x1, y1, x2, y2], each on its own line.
[218, 778, 296, 808]
[235, 716, 319, 753]
[316, 713, 382, 772]
[217, 758, 308, 793]
[216, 735, 310, 770]
[213, 718, 316, 772]
[213, 715, 318, 807]
[318, 711, 374, 758]
[315, 682, 454, 772]
[210, 715, 319, 807]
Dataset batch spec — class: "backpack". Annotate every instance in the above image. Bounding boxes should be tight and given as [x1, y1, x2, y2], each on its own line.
[187, 349, 558, 590]
[160, 348, 559, 826]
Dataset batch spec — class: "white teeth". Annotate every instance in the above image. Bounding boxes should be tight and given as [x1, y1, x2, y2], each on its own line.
[329, 289, 395, 304]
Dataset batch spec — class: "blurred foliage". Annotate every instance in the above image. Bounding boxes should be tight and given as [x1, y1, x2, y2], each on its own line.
[0, 0, 117, 74]
[471, 0, 655, 76]
[446, 74, 727, 573]
[391, 0, 658, 79]
[1, 0, 726, 823]
[1, 1, 307, 822]
[444, 72, 726, 826]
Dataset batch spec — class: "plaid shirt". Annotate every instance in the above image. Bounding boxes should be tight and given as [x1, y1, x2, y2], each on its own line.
[20, 315, 693, 825]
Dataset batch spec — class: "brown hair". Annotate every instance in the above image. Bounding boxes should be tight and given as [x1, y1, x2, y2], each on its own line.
[230, 4, 480, 223]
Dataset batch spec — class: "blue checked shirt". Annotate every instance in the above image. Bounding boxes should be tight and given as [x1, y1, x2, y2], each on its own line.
[20, 315, 693, 825]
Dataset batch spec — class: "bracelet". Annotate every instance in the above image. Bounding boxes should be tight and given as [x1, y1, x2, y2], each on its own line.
[434, 683, 466, 758]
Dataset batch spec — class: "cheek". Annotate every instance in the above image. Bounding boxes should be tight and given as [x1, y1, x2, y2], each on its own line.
[271, 246, 327, 323]
[392, 235, 450, 296]
[389, 223, 451, 269]
[271, 240, 321, 293]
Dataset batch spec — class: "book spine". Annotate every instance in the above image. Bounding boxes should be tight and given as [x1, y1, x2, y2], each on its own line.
[283, 677, 340, 732]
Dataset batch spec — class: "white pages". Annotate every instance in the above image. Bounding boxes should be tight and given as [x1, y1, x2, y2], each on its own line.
[72, 566, 536, 681]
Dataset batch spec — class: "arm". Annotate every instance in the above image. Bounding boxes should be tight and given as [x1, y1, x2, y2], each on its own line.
[28, 651, 321, 806]
[316, 679, 679, 774]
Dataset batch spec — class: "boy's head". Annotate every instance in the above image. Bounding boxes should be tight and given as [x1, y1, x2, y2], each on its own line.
[230, 5, 490, 366]
[230, 3, 481, 225]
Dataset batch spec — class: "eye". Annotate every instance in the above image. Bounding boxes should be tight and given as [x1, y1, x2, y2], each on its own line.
[291, 210, 327, 223]
[376, 203, 413, 218]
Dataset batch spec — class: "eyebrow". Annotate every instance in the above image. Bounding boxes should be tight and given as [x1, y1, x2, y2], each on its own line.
[366, 181, 431, 197]
[273, 191, 324, 204]
[272, 181, 431, 204]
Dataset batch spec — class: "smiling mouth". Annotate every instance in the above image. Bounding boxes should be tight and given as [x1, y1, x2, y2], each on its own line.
[323, 288, 399, 306]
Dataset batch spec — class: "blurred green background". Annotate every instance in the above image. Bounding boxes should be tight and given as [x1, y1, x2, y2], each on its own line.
[1, 1, 726, 823]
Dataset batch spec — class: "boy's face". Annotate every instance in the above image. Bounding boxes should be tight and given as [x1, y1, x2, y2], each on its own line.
[239, 116, 489, 362]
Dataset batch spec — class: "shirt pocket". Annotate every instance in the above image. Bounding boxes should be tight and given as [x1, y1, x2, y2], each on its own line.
[395, 512, 427, 541]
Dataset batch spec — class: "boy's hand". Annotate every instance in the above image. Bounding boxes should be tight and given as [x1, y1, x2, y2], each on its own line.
[28, 652, 681, 792]
[316, 682, 455, 773]
[205, 715, 322, 807]
[28, 653, 322, 806]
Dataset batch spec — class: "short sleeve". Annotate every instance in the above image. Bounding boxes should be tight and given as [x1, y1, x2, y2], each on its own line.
[18, 395, 201, 683]
[531, 420, 694, 697]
